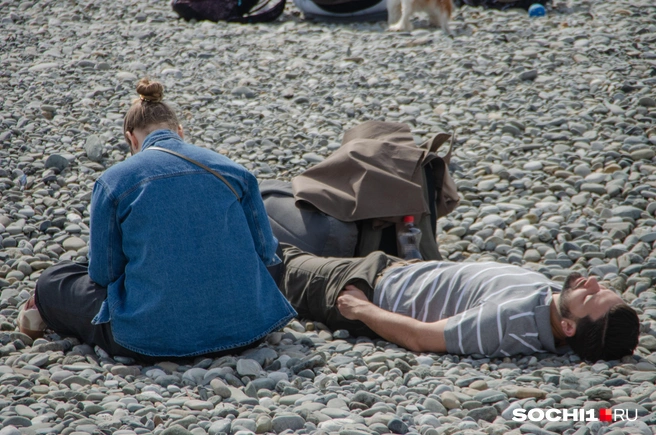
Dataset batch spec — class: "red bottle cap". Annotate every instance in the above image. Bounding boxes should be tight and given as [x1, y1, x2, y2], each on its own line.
[403, 216, 414, 224]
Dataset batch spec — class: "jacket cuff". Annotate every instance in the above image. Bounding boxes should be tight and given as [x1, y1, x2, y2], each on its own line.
[91, 300, 111, 324]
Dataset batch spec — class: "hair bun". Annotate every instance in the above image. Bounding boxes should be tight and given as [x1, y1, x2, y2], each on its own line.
[136, 78, 164, 103]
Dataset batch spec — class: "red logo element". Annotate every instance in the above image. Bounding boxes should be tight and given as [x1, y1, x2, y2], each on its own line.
[599, 409, 612, 422]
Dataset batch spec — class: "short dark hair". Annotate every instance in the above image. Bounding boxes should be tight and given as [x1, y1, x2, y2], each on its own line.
[566, 303, 640, 362]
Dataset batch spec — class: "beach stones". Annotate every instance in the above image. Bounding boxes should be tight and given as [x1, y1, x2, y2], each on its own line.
[0, 1, 654, 435]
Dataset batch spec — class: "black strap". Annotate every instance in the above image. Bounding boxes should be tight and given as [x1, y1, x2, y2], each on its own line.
[148, 146, 241, 202]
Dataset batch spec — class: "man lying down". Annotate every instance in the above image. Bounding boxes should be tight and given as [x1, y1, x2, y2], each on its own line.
[277, 244, 640, 362]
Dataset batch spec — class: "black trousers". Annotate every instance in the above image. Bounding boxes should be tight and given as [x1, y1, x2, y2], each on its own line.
[278, 244, 399, 338]
[35, 262, 258, 363]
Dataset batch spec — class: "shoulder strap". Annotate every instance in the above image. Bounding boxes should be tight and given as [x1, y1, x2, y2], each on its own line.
[231, 0, 285, 23]
[148, 146, 241, 202]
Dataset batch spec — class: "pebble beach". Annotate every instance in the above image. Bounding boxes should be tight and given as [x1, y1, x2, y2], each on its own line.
[1, 0, 656, 435]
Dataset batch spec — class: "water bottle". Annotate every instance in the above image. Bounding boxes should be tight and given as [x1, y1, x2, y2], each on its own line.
[398, 215, 422, 260]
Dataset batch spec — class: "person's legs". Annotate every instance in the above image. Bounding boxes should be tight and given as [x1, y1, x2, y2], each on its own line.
[34, 261, 149, 360]
[36, 262, 263, 363]
[279, 244, 397, 336]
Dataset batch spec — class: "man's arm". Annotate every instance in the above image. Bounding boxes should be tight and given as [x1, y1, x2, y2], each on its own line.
[336, 285, 448, 353]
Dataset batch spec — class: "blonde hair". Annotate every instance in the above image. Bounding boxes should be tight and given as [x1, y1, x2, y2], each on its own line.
[123, 78, 180, 136]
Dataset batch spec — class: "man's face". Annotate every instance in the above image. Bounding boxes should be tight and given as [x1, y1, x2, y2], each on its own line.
[559, 272, 624, 321]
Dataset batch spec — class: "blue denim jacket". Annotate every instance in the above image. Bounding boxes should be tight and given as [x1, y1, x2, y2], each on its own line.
[89, 129, 296, 357]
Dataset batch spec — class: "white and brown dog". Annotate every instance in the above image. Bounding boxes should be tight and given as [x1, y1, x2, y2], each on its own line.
[387, 0, 453, 33]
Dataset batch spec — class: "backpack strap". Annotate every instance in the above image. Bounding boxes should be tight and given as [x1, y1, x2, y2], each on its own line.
[148, 147, 241, 202]
[231, 0, 286, 23]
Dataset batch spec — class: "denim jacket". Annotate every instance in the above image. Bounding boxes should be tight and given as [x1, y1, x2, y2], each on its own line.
[89, 129, 296, 357]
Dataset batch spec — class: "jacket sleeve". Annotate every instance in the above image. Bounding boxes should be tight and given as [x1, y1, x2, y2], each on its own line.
[240, 172, 281, 267]
[88, 180, 127, 288]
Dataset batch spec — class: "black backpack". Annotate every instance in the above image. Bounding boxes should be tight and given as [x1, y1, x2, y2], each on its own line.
[171, 0, 285, 23]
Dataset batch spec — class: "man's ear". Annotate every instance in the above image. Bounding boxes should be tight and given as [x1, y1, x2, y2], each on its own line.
[561, 318, 577, 337]
[177, 125, 184, 140]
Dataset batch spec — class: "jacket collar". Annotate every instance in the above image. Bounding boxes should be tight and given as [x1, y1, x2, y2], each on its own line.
[141, 129, 183, 151]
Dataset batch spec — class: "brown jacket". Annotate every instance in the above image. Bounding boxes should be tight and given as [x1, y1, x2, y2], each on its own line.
[292, 121, 459, 260]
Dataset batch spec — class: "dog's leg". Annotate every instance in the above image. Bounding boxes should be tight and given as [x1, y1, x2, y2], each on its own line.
[428, 8, 451, 34]
[438, 12, 451, 35]
[387, 0, 402, 28]
[427, 8, 442, 27]
[388, 0, 414, 31]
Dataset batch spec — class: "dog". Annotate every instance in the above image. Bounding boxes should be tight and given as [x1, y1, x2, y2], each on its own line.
[387, 0, 453, 33]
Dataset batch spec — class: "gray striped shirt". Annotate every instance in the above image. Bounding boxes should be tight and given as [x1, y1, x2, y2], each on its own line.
[373, 261, 560, 357]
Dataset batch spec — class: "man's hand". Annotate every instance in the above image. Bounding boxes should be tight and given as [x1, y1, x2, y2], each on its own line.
[336, 285, 373, 320]
[336, 284, 448, 353]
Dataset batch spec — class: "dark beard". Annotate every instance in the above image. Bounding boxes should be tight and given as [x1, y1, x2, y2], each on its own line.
[558, 271, 583, 319]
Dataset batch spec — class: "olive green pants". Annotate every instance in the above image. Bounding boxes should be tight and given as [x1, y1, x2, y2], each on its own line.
[279, 244, 399, 337]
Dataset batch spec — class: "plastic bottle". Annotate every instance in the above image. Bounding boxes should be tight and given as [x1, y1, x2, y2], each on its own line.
[398, 216, 422, 260]
[528, 3, 546, 17]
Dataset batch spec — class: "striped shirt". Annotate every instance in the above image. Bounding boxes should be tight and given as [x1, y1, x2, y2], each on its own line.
[373, 261, 560, 357]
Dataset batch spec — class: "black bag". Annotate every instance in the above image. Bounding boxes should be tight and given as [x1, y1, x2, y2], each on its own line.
[172, 0, 286, 23]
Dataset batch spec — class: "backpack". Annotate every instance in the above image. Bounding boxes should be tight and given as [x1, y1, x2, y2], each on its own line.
[171, 0, 286, 23]
[260, 162, 447, 260]
[260, 121, 460, 261]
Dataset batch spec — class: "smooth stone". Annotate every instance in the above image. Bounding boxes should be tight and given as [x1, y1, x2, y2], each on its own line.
[116, 72, 138, 81]
[208, 420, 231, 435]
[60, 375, 91, 387]
[302, 153, 324, 164]
[185, 400, 213, 411]
[467, 406, 498, 422]
[0, 427, 22, 435]
[84, 135, 104, 162]
[236, 359, 262, 377]
[474, 390, 507, 404]
[207, 377, 230, 398]
[62, 237, 86, 251]
[1, 417, 31, 428]
[519, 70, 538, 81]
[580, 183, 606, 194]
[271, 414, 305, 433]
[523, 161, 543, 171]
[29, 62, 59, 72]
[50, 370, 75, 382]
[440, 392, 461, 409]
[638, 96, 656, 107]
[45, 155, 69, 172]
[585, 386, 613, 400]
[387, 419, 408, 434]
[231, 87, 256, 99]
[161, 426, 193, 435]
[110, 365, 141, 377]
[631, 149, 655, 160]
[423, 398, 447, 415]
[629, 372, 656, 383]
[612, 205, 643, 219]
